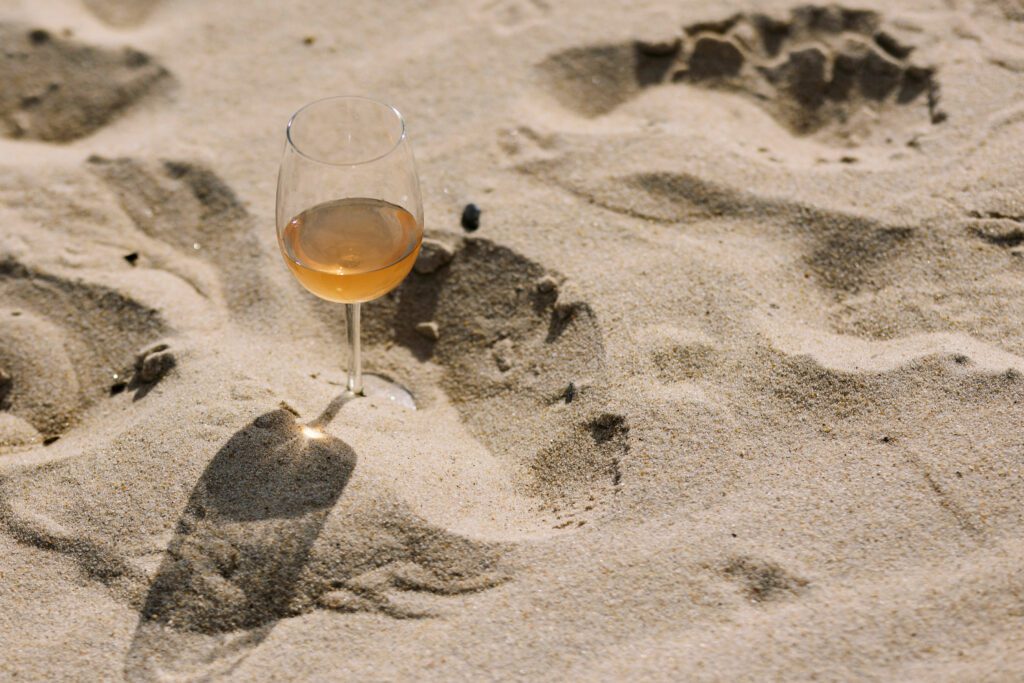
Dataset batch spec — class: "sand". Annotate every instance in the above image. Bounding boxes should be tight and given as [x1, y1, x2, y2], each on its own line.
[1, 0, 1023, 680]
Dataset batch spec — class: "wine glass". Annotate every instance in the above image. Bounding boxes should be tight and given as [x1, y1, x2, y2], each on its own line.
[276, 96, 423, 406]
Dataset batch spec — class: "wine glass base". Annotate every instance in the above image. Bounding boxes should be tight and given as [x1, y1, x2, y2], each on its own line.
[359, 374, 417, 409]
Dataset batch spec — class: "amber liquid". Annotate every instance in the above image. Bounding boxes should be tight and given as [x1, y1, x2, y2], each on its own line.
[279, 198, 422, 303]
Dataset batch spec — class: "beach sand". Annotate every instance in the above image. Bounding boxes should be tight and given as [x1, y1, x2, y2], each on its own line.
[1, 0, 1023, 680]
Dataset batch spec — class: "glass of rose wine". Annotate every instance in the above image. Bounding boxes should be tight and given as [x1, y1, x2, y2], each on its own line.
[276, 96, 423, 405]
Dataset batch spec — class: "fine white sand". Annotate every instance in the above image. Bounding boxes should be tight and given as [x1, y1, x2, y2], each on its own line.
[2, 0, 1023, 680]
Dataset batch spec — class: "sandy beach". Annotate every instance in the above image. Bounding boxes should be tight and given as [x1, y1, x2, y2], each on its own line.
[1, 0, 1023, 680]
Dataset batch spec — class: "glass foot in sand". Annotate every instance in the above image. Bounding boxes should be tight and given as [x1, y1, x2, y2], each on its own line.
[356, 374, 416, 410]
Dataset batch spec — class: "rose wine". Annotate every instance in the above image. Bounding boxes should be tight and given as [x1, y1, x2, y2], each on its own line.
[279, 197, 422, 303]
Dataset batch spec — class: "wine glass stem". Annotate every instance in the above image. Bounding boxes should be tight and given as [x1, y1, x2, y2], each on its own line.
[345, 303, 363, 395]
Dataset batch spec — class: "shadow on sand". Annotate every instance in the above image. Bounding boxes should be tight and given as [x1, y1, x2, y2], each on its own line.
[124, 397, 355, 681]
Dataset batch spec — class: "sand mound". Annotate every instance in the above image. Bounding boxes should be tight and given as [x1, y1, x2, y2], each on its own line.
[536, 4, 944, 142]
[2, 396, 511, 679]
[119, 406, 506, 679]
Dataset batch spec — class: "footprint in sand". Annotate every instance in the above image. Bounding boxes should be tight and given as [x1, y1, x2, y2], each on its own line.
[636, 313, 1024, 541]
[765, 327, 1024, 533]
[0, 23, 168, 142]
[0, 258, 168, 449]
[87, 156, 289, 318]
[514, 153, 918, 295]
[361, 234, 629, 526]
[536, 4, 944, 141]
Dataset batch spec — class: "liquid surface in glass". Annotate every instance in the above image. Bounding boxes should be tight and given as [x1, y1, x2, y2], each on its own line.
[280, 197, 422, 303]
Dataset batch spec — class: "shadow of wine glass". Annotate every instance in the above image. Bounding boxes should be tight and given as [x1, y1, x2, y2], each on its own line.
[124, 401, 356, 681]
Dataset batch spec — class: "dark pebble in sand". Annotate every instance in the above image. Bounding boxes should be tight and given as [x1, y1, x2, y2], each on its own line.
[28, 29, 50, 45]
[124, 252, 139, 265]
[564, 382, 576, 404]
[110, 382, 127, 396]
[43, 435, 59, 446]
[461, 203, 481, 232]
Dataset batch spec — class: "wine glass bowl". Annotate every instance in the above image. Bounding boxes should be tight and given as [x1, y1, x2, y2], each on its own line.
[276, 96, 424, 400]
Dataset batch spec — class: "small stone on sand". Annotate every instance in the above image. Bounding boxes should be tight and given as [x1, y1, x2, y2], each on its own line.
[461, 203, 481, 232]
[415, 321, 439, 341]
[492, 338, 514, 372]
[135, 343, 176, 383]
[536, 275, 559, 294]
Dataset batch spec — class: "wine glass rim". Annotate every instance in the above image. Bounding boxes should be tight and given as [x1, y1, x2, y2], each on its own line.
[285, 95, 407, 167]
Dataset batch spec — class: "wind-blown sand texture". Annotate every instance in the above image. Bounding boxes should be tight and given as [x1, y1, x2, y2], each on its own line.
[1, 0, 1023, 680]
